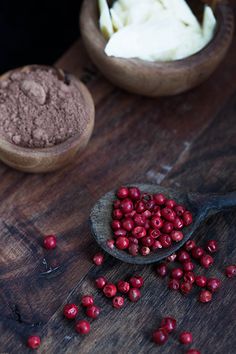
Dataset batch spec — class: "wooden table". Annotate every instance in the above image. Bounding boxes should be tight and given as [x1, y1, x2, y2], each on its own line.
[0, 6, 236, 353]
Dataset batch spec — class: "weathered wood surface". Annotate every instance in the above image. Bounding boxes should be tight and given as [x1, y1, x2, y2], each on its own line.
[0, 4, 236, 353]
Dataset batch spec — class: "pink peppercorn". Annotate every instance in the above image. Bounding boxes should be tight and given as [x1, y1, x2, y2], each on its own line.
[103, 284, 117, 298]
[128, 288, 141, 302]
[95, 276, 107, 289]
[86, 305, 100, 319]
[129, 276, 144, 288]
[195, 275, 207, 288]
[225, 265, 236, 278]
[43, 234, 57, 250]
[199, 290, 212, 303]
[200, 254, 214, 269]
[117, 280, 130, 293]
[81, 295, 94, 307]
[93, 252, 104, 266]
[112, 296, 125, 309]
[27, 336, 41, 349]
[152, 329, 168, 345]
[179, 331, 193, 345]
[180, 282, 192, 295]
[161, 317, 177, 333]
[75, 320, 90, 335]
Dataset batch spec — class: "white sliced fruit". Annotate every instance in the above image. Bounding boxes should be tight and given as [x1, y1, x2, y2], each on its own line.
[163, 0, 201, 31]
[98, 0, 114, 40]
[110, 9, 124, 31]
[125, 3, 155, 25]
[202, 5, 217, 42]
[105, 20, 184, 62]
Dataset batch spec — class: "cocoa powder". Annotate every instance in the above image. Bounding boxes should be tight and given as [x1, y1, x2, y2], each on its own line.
[0, 67, 89, 148]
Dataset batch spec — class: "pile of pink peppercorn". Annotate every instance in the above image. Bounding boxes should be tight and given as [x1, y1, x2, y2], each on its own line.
[110, 186, 193, 256]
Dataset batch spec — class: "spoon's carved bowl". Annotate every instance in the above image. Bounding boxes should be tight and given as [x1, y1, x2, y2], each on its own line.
[90, 184, 202, 264]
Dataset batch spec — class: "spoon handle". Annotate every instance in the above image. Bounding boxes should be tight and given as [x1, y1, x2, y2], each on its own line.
[204, 191, 236, 213]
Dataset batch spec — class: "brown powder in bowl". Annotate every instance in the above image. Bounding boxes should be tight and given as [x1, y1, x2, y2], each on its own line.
[0, 66, 90, 148]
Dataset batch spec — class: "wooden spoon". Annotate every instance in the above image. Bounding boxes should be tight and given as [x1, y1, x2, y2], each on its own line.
[90, 184, 236, 265]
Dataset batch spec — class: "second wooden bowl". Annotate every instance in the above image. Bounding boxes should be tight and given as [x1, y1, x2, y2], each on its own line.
[0, 65, 95, 173]
[80, 0, 234, 96]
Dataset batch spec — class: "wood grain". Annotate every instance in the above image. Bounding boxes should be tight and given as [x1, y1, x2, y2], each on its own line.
[0, 2, 236, 353]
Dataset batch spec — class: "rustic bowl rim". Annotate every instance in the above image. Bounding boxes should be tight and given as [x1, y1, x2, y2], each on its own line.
[0, 64, 95, 158]
[80, 0, 234, 69]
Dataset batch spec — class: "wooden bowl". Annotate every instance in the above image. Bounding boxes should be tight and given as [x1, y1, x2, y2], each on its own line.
[0, 65, 95, 173]
[80, 0, 234, 96]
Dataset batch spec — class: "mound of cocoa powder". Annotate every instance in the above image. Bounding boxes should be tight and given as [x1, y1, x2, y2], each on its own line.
[0, 67, 89, 148]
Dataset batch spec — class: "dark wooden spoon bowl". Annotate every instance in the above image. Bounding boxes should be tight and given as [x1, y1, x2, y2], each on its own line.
[90, 184, 236, 264]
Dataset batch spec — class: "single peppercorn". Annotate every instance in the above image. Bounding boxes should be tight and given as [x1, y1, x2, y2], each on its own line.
[171, 268, 184, 280]
[206, 239, 218, 253]
[132, 226, 146, 239]
[183, 261, 194, 272]
[170, 230, 184, 242]
[161, 317, 177, 333]
[161, 207, 176, 222]
[175, 205, 186, 216]
[179, 331, 193, 345]
[81, 295, 94, 307]
[117, 186, 129, 199]
[86, 305, 100, 319]
[165, 199, 176, 208]
[206, 278, 221, 292]
[128, 187, 141, 200]
[152, 329, 168, 345]
[184, 272, 195, 284]
[195, 275, 207, 288]
[63, 303, 79, 319]
[199, 290, 212, 303]
[225, 265, 236, 278]
[159, 234, 172, 248]
[120, 198, 134, 213]
[116, 236, 129, 250]
[95, 276, 107, 289]
[177, 250, 190, 263]
[75, 320, 90, 335]
[182, 211, 193, 226]
[153, 193, 166, 205]
[156, 263, 168, 277]
[186, 349, 201, 354]
[43, 234, 57, 250]
[180, 282, 193, 295]
[107, 239, 115, 249]
[129, 276, 144, 288]
[112, 296, 125, 309]
[117, 280, 130, 293]
[200, 254, 214, 269]
[27, 336, 41, 350]
[111, 220, 121, 230]
[93, 252, 104, 266]
[128, 244, 139, 256]
[184, 240, 196, 252]
[128, 288, 141, 302]
[103, 283, 117, 298]
[166, 253, 177, 263]
[192, 247, 204, 259]
[168, 279, 180, 290]
[112, 208, 123, 220]
[140, 246, 151, 256]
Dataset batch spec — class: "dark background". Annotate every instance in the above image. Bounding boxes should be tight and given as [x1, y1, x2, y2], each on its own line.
[0, 1, 82, 74]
